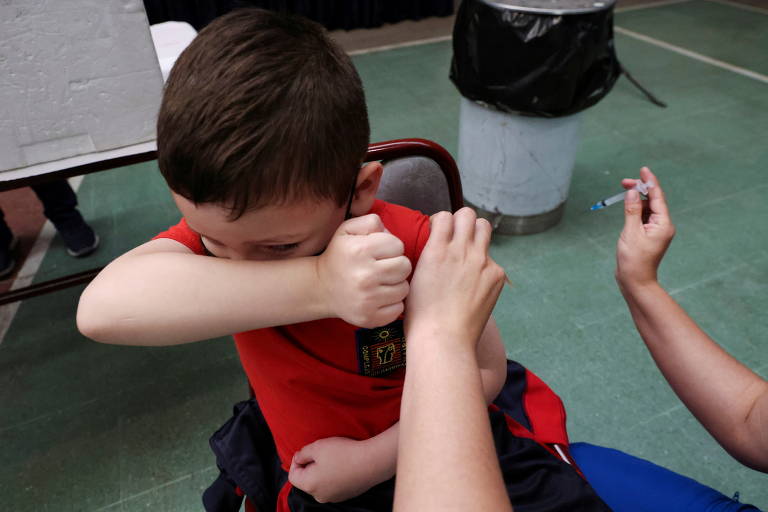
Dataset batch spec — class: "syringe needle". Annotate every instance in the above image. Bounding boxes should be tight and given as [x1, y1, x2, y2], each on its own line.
[589, 181, 653, 212]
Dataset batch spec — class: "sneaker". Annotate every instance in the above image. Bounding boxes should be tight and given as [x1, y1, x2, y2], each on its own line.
[0, 236, 18, 279]
[58, 221, 100, 258]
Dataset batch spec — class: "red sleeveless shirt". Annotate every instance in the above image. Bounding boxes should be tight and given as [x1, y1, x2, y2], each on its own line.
[154, 200, 430, 467]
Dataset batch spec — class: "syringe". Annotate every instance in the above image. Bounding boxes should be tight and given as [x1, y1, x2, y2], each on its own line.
[589, 181, 653, 211]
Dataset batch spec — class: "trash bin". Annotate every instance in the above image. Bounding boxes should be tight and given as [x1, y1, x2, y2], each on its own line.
[451, 0, 620, 234]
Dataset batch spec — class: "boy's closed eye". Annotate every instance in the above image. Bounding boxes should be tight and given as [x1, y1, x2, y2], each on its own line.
[265, 243, 299, 253]
[200, 235, 300, 258]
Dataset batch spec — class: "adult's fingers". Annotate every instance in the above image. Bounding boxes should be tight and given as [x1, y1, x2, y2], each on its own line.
[641, 167, 671, 221]
[451, 207, 477, 244]
[621, 178, 639, 190]
[484, 262, 506, 302]
[623, 189, 644, 232]
[427, 211, 454, 246]
[473, 217, 493, 252]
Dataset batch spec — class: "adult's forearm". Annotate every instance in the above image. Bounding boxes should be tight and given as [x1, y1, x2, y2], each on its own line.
[395, 331, 512, 511]
[77, 251, 327, 346]
[620, 281, 768, 470]
[362, 327, 506, 504]
[366, 345, 504, 490]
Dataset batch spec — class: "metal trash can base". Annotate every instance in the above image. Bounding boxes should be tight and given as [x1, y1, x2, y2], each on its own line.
[467, 198, 566, 236]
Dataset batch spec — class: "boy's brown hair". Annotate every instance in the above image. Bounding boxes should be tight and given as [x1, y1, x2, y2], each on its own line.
[157, 8, 370, 218]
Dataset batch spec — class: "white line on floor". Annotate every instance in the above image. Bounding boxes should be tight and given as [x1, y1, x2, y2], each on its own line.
[0, 175, 84, 345]
[615, 0, 694, 13]
[0, 398, 98, 434]
[92, 465, 217, 511]
[94, 474, 193, 511]
[668, 262, 751, 297]
[676, 182, 768, 216]
[346, 0, 701, 56]
[705, 0, 768, 15]
[635, 403, 685, 427]
[615, 26, 768, 84]
[348, 34, 451, 56]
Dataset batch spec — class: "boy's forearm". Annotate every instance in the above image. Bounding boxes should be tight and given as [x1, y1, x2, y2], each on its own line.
[361, 422, 399, 485]
[78, 249, 329, 346]
[621, 281, 768, 470]
[476, 317, 508, 404]
[480, 367, 506, 404]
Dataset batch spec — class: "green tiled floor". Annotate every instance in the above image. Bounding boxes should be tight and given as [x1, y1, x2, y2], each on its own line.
[617, 0, 768, 75]
[1, 1, 766, 509]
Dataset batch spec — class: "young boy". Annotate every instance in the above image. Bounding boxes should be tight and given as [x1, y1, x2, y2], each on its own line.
[78, 9, 607, 511]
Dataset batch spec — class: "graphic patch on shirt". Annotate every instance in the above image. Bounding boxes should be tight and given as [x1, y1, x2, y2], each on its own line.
[355, 319, 406, 377]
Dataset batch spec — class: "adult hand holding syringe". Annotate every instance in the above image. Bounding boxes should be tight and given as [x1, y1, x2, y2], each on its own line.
[590, 177, 654, 211]
[612, 167, 768, 474]
[615, 166, 674, 288]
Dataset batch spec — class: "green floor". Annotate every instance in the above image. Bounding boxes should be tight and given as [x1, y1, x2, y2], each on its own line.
[1, 1, 766, 509]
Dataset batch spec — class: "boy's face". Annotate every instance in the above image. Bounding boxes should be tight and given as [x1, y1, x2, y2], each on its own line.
[173, 193, 347, 261]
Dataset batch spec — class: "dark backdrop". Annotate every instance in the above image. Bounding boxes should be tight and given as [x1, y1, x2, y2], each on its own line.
[143, 0, 454, 31]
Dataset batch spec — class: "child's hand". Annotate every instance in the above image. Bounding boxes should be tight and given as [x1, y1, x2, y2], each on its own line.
[405, 208, 506, 348]
[317, 214, 412, 328]
[615, 167, 676, 291]
[288, 436, 386, 503]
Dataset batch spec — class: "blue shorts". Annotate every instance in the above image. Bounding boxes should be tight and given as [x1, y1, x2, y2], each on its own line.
[570, 443, 762, 512]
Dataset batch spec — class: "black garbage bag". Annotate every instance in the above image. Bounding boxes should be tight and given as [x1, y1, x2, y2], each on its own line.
[450, 0, 621, 118]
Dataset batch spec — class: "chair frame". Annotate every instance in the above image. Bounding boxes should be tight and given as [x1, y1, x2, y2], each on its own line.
[367, 138, 463, 213]
[0, 139, 462, 304]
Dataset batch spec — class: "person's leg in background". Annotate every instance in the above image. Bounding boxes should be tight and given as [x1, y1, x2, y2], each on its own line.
[571, 443, 762, 512]
[0, 208, 18, 278]
[31, 179, 99, 257]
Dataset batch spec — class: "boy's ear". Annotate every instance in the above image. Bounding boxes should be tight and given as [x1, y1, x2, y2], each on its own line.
[349, 161, 383, 217]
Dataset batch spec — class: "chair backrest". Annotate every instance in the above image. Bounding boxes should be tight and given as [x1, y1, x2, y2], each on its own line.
[366, 139, 463, 215]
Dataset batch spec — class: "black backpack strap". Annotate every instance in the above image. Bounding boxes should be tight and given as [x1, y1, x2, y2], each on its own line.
[490, 409, 612, 511]
[202, 471, 245, 512]
[205, 399, 287, 511]
[493, 360, 533, 431]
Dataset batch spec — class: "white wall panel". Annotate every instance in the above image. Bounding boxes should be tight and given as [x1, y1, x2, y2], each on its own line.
[0, 0, 163, 172]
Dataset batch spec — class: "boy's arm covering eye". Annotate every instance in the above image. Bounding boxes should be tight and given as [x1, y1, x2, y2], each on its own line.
[78, 213, 413, 346]
[76, 238, 332, 346]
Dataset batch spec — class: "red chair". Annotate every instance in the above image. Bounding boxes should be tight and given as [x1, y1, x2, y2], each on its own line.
[369, 138, 463, 214]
